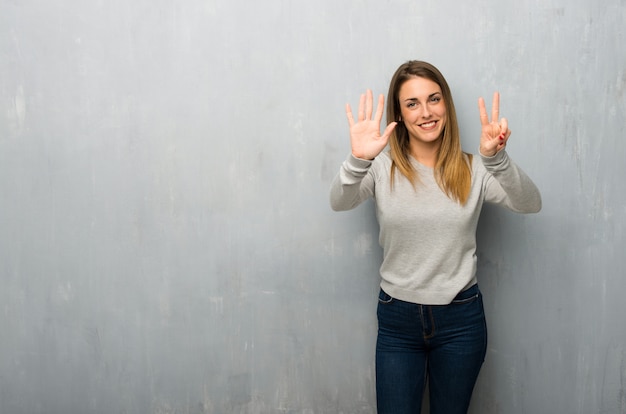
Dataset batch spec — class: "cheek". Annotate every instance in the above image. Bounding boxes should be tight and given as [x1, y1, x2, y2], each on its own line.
[398, 107, 407, 119]
[399, 108, 414, 123]
[437, 109, 447, 125]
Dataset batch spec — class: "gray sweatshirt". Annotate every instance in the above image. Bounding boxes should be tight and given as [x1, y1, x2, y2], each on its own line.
[330, 150, 542, 305]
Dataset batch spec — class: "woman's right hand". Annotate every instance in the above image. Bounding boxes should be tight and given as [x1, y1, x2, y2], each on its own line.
[346, 89, 397, 160]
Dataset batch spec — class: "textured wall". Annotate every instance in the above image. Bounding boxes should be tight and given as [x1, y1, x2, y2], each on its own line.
[1, 0, 624, 413]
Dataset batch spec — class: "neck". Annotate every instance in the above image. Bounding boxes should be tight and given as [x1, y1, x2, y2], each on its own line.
[410, 140, 441, 168]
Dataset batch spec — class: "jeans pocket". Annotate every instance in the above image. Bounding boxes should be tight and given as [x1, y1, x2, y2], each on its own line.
[378, 289, 393, 304]
[451, 285, 481, 305]
[451, 293, 479, 305]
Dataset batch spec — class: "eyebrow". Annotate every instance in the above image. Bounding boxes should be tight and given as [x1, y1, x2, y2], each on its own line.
[403, 92, 442, 102]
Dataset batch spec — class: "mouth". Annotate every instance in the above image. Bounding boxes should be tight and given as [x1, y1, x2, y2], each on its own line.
[418, 120, 438, 130]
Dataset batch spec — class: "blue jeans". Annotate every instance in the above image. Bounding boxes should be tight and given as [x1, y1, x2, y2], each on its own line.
[375, 284, 487, 414]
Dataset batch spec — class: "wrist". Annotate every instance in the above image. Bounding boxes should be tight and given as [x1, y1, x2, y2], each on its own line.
[479, 146, 496, 158]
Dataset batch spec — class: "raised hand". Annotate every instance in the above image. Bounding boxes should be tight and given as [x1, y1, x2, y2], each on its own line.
[478, 92, 511, 157]
[346, 89, 397, 160]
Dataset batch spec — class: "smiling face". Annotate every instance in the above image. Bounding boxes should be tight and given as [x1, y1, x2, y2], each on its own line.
[397, 76, 447, 147]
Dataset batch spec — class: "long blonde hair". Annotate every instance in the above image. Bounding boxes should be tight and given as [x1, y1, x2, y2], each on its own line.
[386, 61, 473, 205]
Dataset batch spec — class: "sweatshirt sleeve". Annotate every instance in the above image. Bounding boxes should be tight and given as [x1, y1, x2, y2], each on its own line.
[480, 150, 542, 213]
[329, 154, 376, 211]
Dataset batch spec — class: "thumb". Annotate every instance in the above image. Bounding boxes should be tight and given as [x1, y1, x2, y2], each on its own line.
[381, 122, 397, 142]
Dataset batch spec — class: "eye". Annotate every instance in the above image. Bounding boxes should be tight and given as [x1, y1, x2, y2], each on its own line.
[406, 101, 418, 109]
[429, 96, 442, 103]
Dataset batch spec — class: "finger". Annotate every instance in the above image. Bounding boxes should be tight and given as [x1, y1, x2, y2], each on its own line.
[478, 97, 489, 126]
[381, 121, 397, 140]
[499, 117, 508, 137]
[374, 94, 385, 123]
[346, 103, 355, 127]
[365, 89, 373, 120]
[499, 132, 508, 147]
[357, 93, 365, 121]
[491, 92, 500, 124]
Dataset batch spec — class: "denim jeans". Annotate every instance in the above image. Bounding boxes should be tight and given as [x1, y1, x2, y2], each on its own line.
[375, 284, 487, 414]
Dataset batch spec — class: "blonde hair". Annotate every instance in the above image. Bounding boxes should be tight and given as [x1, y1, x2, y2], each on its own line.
[386, 61, 473, 205]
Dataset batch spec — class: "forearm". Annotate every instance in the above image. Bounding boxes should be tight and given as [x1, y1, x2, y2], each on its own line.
[481, 150, 542, 213]
[329, 154, 374, 211]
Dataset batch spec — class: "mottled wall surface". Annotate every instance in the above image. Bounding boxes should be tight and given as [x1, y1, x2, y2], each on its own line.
[1, 0, 624, 413]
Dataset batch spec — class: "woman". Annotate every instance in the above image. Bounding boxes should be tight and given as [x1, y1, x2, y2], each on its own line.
[330, 61, 541, 413]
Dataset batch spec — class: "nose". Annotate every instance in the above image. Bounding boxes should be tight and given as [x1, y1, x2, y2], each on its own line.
[421, 104, 432, 118]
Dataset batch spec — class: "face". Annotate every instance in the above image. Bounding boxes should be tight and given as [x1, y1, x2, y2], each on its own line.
[397, 76, 447, 145]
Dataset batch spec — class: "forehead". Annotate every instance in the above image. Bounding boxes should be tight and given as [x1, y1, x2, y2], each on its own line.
[398, 76, 442, 99]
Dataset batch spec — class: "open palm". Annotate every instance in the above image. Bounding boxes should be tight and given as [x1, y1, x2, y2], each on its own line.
[346, 90, 397, 160]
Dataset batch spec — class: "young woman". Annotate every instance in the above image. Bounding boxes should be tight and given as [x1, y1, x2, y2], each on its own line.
[330, 61, 541, 413]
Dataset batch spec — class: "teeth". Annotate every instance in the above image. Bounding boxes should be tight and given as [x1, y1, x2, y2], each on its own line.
[421, 121, 436, 128]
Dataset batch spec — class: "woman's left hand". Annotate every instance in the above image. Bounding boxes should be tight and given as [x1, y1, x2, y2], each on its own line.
[478, 92, 510, 157]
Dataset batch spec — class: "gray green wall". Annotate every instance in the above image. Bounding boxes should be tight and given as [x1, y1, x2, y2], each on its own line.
[1, 0, 625, 412]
